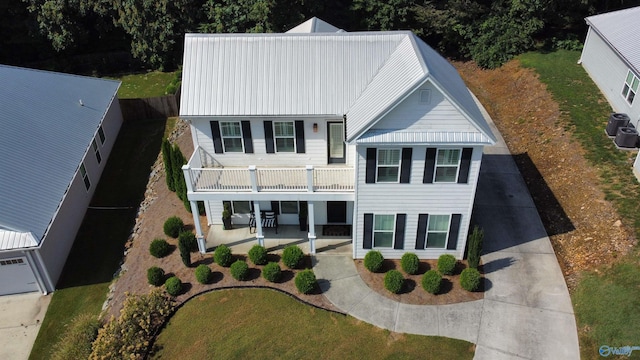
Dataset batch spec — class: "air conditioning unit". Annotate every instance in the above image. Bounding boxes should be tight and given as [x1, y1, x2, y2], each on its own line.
[615, 127, 638, 148]
[606, 113, 631, 136]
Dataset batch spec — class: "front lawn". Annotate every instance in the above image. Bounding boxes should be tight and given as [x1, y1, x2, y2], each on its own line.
[519, 50, 640, 359]
[151, 289, 474, 359]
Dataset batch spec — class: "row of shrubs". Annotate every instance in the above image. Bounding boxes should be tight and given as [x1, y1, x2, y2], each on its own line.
[148, 244, 317, 295]
[365, 251, 482, 294]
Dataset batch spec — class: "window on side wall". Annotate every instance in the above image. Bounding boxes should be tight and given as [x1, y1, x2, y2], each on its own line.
[220, 122, 243, 152]
[374, 214, 395, 248]
[97, 125, 106, 145]
[434, 149, 461, 183]
[622, 70, 639, 105]
[376, 149, 401, 182]
[92, 139, 102, 164]
[80, 163, 91, 191]
[274, 121, 295, 152]
[426, 215, 450, 248]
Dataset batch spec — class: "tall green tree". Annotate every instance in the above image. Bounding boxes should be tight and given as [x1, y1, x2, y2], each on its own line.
[351, 0, 418, 31]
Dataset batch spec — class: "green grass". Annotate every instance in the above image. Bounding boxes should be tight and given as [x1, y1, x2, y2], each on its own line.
[111, 71, 177, 98]
[29, 117, 168, 359]
[519, 50, 640, 359]
[151, 289, 474, 359]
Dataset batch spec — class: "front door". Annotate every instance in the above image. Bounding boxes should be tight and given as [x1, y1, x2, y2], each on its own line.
[327, 122, 345, 164]
[327, 201, 347, 223]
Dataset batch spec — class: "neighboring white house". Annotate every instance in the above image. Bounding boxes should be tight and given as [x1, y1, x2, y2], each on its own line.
[0, 65, 122, 295]
[579, 6, 640, 179]
[180, 18, 496, 260]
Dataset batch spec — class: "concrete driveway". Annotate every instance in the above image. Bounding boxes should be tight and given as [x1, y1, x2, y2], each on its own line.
[0, 292, 50, 360]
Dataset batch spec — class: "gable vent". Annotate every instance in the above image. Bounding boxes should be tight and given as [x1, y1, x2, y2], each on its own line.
[420, 90, 431, 104]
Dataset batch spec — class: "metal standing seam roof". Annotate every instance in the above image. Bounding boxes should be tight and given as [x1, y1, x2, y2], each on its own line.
[285, 17, 342, 33]
[0, 65, 120, 251]
[586, 6, 640, 75]
[180, 23, 496, 144]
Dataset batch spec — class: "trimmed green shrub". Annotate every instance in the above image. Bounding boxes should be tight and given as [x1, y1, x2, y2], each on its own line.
[149, 238, 171, 258]
[90, 290, 174, 359]
[230, 260, 249, 281]
[165, 276, 182, 296]
[437, 254, 457, 275]
[248, 244, 268, 265]
[214, 244, 233, 267]
[161, 139, 175, 192]
[460, 268, 482, 292]
[364, 250, 384, 273]
[262, 262, 281, 283]
[467, 226, 484, 269]
[51, 313, 100, 360]
[163, 216, 184, 238]
[401, 252, 420, 275]
[147, 266, 165, 286]
[295, 269, 316, 294]
[421, 270, 442, 294]
[384, 270, 404, 294]
[195, 264, 211, 284]
[282, 245, 304, 269]
[178, 234, 191, 267]
[178, 231, 198, 252]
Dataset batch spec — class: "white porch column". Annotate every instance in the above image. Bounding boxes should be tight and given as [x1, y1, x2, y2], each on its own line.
[249, 165, 258, 192]
[182, 165, 194, 192]
[189, 201, 206, 253]
[307, 202, 316, 254]
[306, 165, 314, 192]
[254, 202, 264, 247]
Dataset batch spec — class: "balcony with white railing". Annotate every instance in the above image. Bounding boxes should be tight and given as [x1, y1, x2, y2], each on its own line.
[183, 147, 355, 194]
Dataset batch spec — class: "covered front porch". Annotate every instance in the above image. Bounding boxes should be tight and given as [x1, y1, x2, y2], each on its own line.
[205, 224, 352, 255]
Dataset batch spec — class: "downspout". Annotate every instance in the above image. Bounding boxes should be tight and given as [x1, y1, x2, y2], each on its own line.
[24, 250, 49, 295]
[34, 249, 55, 293]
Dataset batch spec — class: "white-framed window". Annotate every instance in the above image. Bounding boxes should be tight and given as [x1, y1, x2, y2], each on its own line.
[80, 163, 91, 190]
[220, 122, 243, 152]
[376, 149, 401, 182]
[92, 139, 102, 164]
[426, 215, 450, 248]
[231, 201, 251, 214]
[273, 121, 295, 152]
[373, 214, 395, 248]
[435, 149, 461, 183]
[280, 201, 299, 214]
[97, 125, 106, 145]
[622, 70, 639, 105]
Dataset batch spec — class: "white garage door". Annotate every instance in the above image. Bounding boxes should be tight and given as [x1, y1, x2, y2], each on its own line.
[0, 257, 40, 295]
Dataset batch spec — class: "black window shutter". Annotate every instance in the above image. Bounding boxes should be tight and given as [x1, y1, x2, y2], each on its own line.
[400, 148, 412, 183]
[295, 120, 305, 153]
[264, 121, 275, 153]
[365, 148, 376, 183]
[423, 148, 436, 183]
[210, 121, 223, 154]
[363, 213, 373, 249]
[241, 121, 253, 153]
[447, 214, 462, 250]
[394, 214, 406, 249]
[458, 148, 473, 184]
[270, 201, 280, 215]
[415, 214, 428, 249]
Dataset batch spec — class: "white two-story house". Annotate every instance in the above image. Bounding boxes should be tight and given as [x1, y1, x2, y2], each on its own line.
[180, 18, 496, 259]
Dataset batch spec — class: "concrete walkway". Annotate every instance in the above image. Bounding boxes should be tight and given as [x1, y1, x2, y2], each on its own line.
[0, 292, 50, 360]
[313, 111, 580, 359]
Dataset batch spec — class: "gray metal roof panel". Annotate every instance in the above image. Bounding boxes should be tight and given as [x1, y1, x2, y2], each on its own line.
[0, 230, 39, 250]
[586, 6, 640, 74]
[0, 65, 120, 247]
[285, 17, 341, 33]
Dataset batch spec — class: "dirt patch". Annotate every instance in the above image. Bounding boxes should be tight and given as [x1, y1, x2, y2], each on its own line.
[455, 60, 637, 289]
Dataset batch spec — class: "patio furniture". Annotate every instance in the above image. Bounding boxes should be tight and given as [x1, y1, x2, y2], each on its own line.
[249, 211, 279, 234]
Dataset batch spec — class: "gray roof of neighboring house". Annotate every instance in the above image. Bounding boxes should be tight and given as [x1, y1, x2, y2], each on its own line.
[0, 65, 120, 250]
[586, 6, 640, 74]
[180, 21, 495, 144]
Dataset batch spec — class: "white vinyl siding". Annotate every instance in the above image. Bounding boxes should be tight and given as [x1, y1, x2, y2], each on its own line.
[220, 122, 244, 152]
[426, 215, 450, 248]
[622, 70, 639, 105]
[377, 149, 401, 182]
[435, 149, 461, 183]
[373, 214, 395, 248]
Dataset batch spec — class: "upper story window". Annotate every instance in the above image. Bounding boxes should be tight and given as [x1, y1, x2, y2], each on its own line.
[426, 214, 450, 248]
[373, 214, 395, 248]
[220, 122, 243, 152]
[274, 121, 295, 152]
[435, 149, 461, 183]
[622, 70, 639, 105]
[80, 163, 91, 191]
[97, 125, 106, 145]
[92, 139, 102, 164]
[376, 149, 401, 182]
